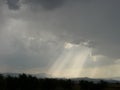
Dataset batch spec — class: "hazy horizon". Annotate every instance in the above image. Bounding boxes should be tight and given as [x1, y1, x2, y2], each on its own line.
[0, 0, 120, 79]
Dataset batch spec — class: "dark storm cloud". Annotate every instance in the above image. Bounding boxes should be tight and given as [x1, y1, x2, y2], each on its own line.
[6, 0, 20, 10]
[3, 0, 120, 59]
[5, 0, 66, 10]
[23, 0, 66, 10]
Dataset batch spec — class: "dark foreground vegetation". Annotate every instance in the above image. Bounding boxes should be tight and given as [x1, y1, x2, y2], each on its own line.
[0, 74, 120, 90]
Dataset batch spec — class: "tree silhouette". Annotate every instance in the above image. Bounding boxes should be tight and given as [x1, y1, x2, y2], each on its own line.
[0, 73, 119, 90]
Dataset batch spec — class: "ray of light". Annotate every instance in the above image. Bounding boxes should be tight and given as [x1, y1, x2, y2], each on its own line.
[48, 42, 92, 78]
[48, 49, 74, 77]
[69, 49, 91, 77]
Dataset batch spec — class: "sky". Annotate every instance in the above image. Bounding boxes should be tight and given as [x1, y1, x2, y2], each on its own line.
[0, 0, 120, 78]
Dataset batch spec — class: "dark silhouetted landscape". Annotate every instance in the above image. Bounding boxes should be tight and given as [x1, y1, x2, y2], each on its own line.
[0, 73, 120, 90]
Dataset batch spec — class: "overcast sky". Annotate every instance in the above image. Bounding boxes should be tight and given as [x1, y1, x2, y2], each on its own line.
[0, 0, 120, 78]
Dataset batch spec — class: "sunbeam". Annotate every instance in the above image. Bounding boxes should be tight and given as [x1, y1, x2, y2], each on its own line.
[48, 42, 92, 78]
[70, 49, 91, 77]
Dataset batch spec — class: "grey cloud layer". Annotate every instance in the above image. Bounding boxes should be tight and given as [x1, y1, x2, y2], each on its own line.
[21, 0, 120, 59]
[5, 0, 66, 10]
[6, 0, 20, 10]
[0, 0, 120, 74]
[0, 30, 64, 72]
[24, 0, 65, 10]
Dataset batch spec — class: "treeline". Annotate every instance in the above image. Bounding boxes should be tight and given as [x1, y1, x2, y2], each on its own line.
[0, 74, 119, 90]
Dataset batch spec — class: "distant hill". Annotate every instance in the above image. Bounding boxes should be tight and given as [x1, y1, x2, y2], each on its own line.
[110, 77, 120, 81]
[1, 72, 20, 77]
[0, 72, 52, 78]
[71, 77, 120, 83]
